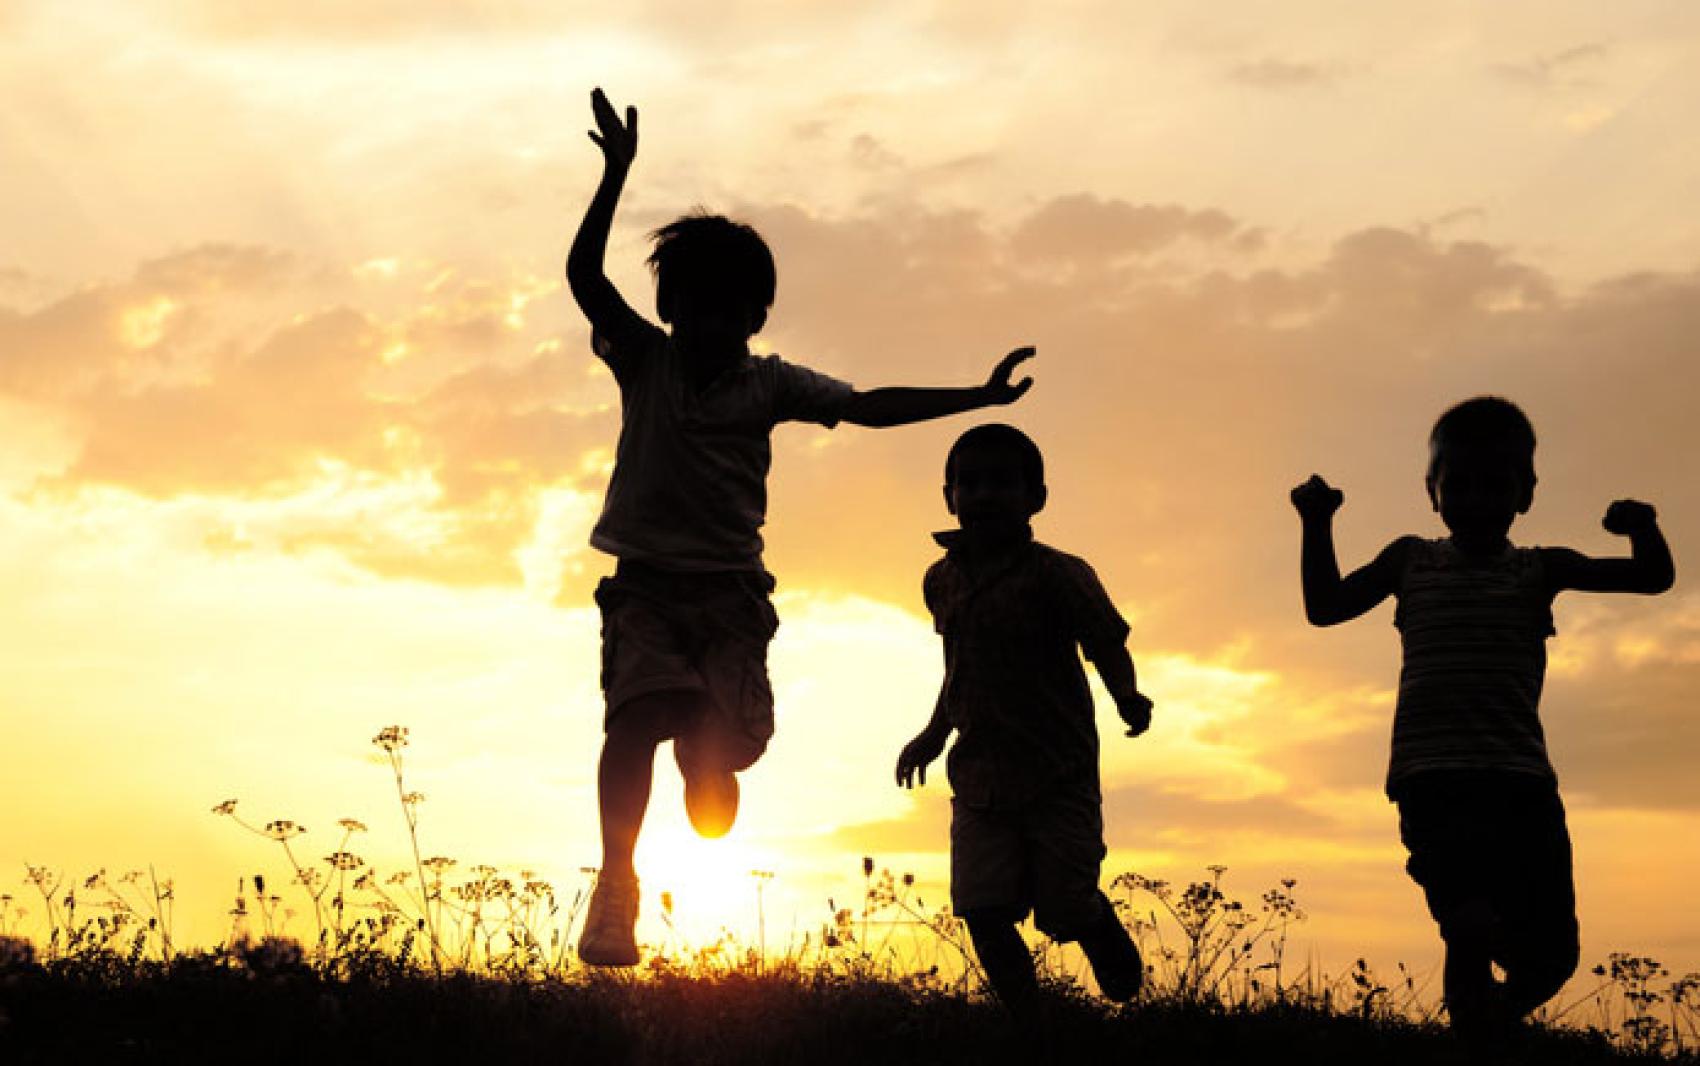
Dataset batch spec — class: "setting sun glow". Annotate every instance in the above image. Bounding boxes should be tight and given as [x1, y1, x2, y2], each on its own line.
[2, 2, 1698, 1003]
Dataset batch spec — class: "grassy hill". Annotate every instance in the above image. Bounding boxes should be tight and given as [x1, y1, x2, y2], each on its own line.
[0, 960, 1684, 1066]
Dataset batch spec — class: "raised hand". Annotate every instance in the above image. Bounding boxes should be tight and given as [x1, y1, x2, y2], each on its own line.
[1603, 499, 1658, 536]
[982, 346, 1036, 405]
[895, 730, 948, 789]
[1291, 474, 1344, 522]
[588, 87, 638, 169]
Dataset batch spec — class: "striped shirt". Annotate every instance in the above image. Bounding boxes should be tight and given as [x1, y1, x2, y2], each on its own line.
[1388, 537, 1557, 794]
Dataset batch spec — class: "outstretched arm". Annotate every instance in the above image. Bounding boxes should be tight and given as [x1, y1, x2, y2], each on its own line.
[1544, 500, 1676, 595]
[566, 88, 647, 339]
[1291, 475, 1406, 626]
[843, 347, 1035, 428]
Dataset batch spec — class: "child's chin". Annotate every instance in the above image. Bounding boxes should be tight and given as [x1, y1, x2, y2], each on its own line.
[961, 517, 1023, 533]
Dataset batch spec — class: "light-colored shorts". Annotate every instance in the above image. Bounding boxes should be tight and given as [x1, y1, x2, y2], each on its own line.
[950, 778, 1107, 940]
[595, 561, 779, 772]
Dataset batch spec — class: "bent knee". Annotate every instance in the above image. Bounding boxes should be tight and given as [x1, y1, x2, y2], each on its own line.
[1509, 933, 1579, 996]
[607, 691, 702, 745]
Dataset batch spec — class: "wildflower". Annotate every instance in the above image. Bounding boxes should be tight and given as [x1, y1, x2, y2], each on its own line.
[337, 818, 368, 833]
[422, 856, 456, 874]
[324, 852, 365, 872]
[212, 799, 239, 816]
[862, 856, 874, 877]
[402, 791, 426, 808]
[373, 725, 409, 752]
[263, 820, 305, 840]
[661, 891, 674, 916]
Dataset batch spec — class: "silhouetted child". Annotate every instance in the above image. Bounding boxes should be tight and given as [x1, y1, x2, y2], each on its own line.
[896, 424, 1152, 1014]
[1292, 396, 1675, 1038]
[567, 89, 1038, 967]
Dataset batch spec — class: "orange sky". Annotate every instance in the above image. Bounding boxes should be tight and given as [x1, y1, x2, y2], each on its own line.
[3, 2, 1699, 987]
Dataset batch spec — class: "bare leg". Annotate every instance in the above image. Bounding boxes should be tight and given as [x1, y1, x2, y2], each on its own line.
[597, 694, 685, 880]
[1440, 899, 1504, 1036]
[1501, 930, 1578, 1018]
[966, 914, 1038, 1018]
[1076, 892, 1143, 1002]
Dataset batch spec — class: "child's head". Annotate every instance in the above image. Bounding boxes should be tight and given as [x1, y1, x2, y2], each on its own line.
[648, 213, 776, 346]
[1426, 396, 1537, 545]
[943, 424, 1047, 529]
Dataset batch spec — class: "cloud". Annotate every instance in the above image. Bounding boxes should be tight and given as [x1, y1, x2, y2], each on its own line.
[0, 244, 612, 589]
[1227, 59, 1343, 90]
[1491, 43, 1610, 91]
[1010, 194, 1259, 265]
[157, 0, 574, 40]
[8, 209, 1700, 831]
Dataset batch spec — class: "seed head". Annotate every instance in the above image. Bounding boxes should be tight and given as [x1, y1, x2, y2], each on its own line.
[373, 725, 409, 752]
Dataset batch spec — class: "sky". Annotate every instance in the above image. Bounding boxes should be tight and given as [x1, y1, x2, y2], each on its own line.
[3, 0, 1699, 992]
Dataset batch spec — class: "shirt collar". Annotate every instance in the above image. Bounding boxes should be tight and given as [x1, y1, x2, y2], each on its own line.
[932, 521, 1035, 554]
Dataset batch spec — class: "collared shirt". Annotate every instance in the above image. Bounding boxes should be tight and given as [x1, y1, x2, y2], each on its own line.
[926, 531, 1131, 809]
[589, 320, 854, 572]
[1389, 537, 1557, 794]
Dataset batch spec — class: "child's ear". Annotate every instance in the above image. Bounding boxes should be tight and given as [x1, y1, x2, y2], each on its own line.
[748, 307, 767, 336]
[942, 484, 957, 515]
[1517, 475, 1537, 514]
[1028, 484, 1048, 516]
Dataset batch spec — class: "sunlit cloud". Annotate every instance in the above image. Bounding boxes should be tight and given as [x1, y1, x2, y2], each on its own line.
[2, 0, 1698, 982]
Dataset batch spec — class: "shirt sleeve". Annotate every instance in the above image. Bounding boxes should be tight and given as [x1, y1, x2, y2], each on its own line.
[769, 356, 855, 427]
[1053, 554, 1130, 653]
[923, 561, 950, 635]
[591, 317, 666, 386]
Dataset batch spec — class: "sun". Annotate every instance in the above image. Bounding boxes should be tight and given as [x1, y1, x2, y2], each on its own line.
[632, 775, 795, 952]
[631, 818, 788, 950]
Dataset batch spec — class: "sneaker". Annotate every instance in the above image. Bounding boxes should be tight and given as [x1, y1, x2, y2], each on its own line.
[578, 873, 640, 967]
[1080, 902, 1144, 1003]
[675, 736, 739, 839]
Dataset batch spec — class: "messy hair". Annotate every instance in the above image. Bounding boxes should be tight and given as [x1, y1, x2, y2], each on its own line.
[647, 212, 776, 327]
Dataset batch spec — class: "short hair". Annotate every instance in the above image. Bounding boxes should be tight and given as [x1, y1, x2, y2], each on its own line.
[647, 213, 776, 325]
[1427, 395, 1537, 485]
[944, 423, 1046, 491]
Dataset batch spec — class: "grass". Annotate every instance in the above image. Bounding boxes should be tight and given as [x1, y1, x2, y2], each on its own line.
[2, 725, 1697, 1064]
[0, 958, 1678, 1065]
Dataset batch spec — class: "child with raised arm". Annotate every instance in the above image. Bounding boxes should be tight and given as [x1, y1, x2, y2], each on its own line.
[896, 424, 1152, 1015]
[1291, 396, 1675, 1038]
[567, 89, 1038, 967]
